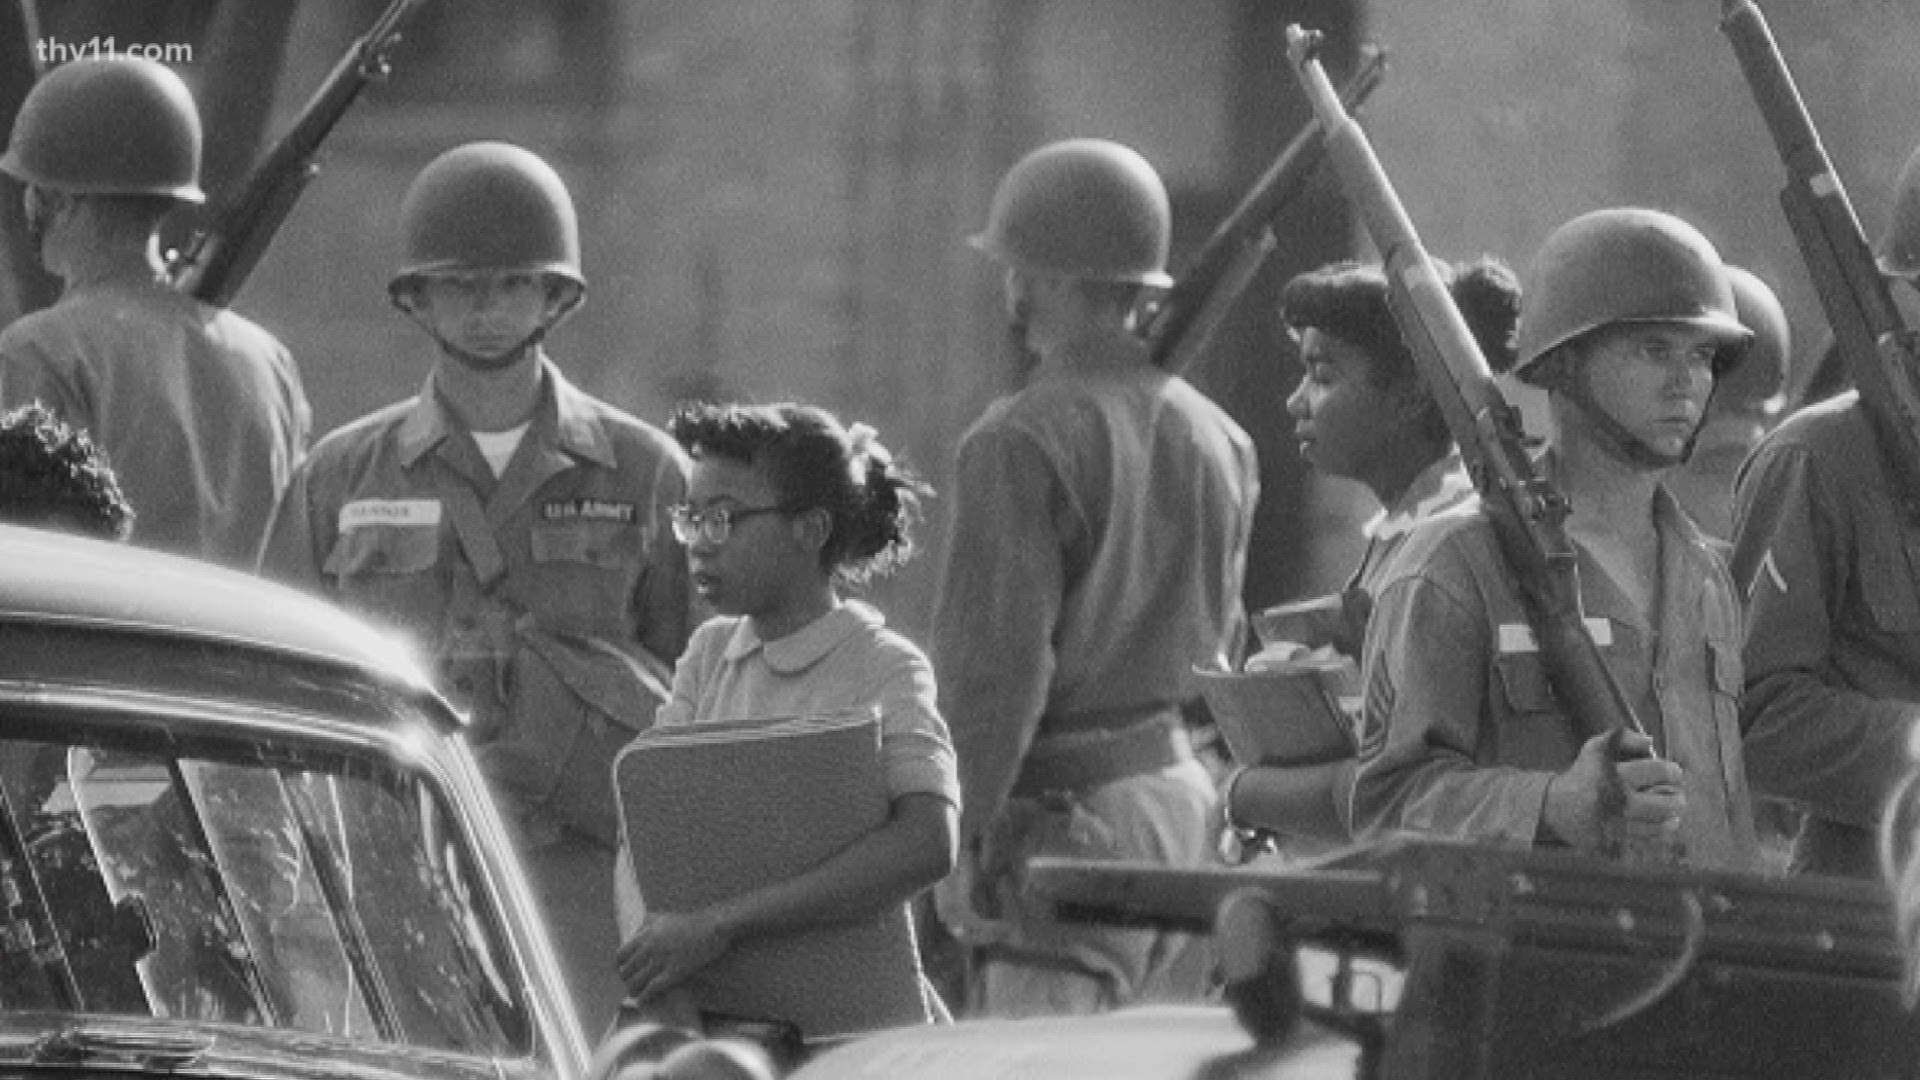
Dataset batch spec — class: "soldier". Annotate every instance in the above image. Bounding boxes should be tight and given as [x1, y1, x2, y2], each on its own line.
[1224, 256, 1521, 849]
[1666, 264, 1792, 540]
[930, 139, 1260, 1016]
[1351, 208, 1760, 872]
[1728, 145, 1920, 879]
[0, 57, 308, 568]
[259, 142, 693, 1035]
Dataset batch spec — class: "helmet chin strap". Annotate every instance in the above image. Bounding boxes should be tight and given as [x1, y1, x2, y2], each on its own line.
[401, 304, 556, 374]
[436, 326, 548, 373]
[1559, 361, 1699, 471]
[23, 187, 68, 260]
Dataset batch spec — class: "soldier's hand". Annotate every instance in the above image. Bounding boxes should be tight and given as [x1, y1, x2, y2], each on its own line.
[932, 857, 1013, 947]
[1544, 730, 1685, 852]
[1614, 736, 1686, 842]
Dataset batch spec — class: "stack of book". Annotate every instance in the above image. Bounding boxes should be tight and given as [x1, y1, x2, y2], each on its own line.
[614, 709, 931, 1039]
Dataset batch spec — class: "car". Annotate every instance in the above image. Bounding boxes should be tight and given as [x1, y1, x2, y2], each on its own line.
[0, 525, 589, 1080]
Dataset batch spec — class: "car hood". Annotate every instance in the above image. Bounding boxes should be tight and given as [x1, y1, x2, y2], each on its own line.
[0, 1014, 526, 1080]
[789, 1006, 1358, 1080]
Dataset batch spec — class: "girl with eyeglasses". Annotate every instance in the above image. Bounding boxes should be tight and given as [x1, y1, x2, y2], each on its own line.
[612, 401, 958, 1049]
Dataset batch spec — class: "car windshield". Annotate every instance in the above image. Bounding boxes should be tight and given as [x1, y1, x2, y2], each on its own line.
[0, 730, 528, 1056]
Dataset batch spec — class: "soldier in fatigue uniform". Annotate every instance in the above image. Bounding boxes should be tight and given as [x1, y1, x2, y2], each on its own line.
[259, 142, 693, 1036]
[1351, 208, 1760, 873]
[1730, 145, 1920, 879]
[0, 58, 308, 568]
[930, 139, 1260, 1017]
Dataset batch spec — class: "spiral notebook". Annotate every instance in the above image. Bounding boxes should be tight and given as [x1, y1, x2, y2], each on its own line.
[613, 708, 930, 1038]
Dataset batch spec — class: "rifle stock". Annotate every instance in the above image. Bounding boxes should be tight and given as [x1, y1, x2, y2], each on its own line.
[1720, 0, 1920, 510]
[169, 0, 429, 306]
[1028, 857, 1397, 943]
[1143, 47, 1388, 373]
[1284, 27, 1646, 748]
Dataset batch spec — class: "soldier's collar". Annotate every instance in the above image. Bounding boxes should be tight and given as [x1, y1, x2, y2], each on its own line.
[397, 359, 615, 469]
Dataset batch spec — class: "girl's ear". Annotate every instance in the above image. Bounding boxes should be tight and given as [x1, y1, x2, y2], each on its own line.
[1388, 380, 1431, 424]
[795, 506, 833, 556]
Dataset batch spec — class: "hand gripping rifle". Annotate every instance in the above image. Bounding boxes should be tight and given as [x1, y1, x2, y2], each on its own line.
[1721, 0, 1920, 517]
[1142, 46, 1387, 374]
[1284, 26, 1650, 754]
[168, 0, 430, 306]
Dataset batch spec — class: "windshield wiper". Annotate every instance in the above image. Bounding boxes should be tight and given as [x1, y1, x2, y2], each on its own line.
[280, 773, 402, 1043]
[32, 1022, 212, 1067]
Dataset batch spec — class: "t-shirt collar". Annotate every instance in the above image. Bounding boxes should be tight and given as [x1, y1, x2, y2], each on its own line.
[1363, 452, 1474, 540]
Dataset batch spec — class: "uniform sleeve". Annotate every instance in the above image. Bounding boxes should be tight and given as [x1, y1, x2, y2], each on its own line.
[1350, 560, 1554, 845]
[930, 422, 1062, 843]
[255, 461, 332, 594]
[0, 328, 90, 431]
[630, 445, 694, 668]
[872, 646, 961, 809]
[1730, 437, 1917, 827]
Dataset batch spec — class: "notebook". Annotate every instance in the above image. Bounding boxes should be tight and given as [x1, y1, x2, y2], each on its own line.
[1194, 659, 1358, 766]
[614, 708, 930, 1038]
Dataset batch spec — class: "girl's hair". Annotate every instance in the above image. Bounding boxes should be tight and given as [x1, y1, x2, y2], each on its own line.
[668, 402, 931, 585]
[1280, 256, 1523, 383]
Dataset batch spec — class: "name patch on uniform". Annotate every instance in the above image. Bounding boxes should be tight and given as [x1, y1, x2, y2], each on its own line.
[541, 498, 636, 523]
[1497, 618, 1613, 654]
[340, 499, 442, 530]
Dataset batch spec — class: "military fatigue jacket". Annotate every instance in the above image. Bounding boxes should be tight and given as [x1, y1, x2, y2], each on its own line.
[1352, 480, 1758, 871]
[259, 360, 691, 725]
[1731, 392, 1920, 876]
[0, 279, 310, 568]
[930, 327, 1260, 839]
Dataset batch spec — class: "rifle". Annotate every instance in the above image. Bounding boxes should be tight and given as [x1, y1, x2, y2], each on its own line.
[1283, 27, 1649, 752]
[1029, 839, 1912, 1080]
[1142, 45, 1388, 374]
[168, 0, 431, 306]
[1721, 0, 1920, 515]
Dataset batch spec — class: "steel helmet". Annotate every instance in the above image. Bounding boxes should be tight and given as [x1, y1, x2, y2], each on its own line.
[1514, 207, 1751, 381]
[1716, 265, 1792, 415]
[389, 142, 584, 305]
[969, 138, 1173, 287]
[0, 57, 203, 202]
[1879, 142, 1920, 279]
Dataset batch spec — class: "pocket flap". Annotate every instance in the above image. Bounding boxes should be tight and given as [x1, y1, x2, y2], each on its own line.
[323, 523, 440, 576]
[1492, 652, 1557, 713]
[529, 520, 637, 568]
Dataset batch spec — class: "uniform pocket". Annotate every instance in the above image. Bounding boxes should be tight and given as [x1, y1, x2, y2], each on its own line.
[1491, 652, 1575, 769]
[1492, 652, 1557, 714]
[1862, 535, 1920, 632]
[323, 523, 441, 576]
[529, 520, 640, 568]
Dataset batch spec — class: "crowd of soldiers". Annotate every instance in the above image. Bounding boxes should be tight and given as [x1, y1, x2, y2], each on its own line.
[6, 47, 1920, 1072]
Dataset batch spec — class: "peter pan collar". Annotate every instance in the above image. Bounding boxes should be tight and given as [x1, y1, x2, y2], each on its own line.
[720, 600, 884, 674]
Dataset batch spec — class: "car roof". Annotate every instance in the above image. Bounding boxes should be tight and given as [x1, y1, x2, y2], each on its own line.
[0, 525, 433, 690]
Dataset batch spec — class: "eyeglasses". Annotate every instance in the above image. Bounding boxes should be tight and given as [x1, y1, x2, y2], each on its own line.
[669, 503, 795, 545]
